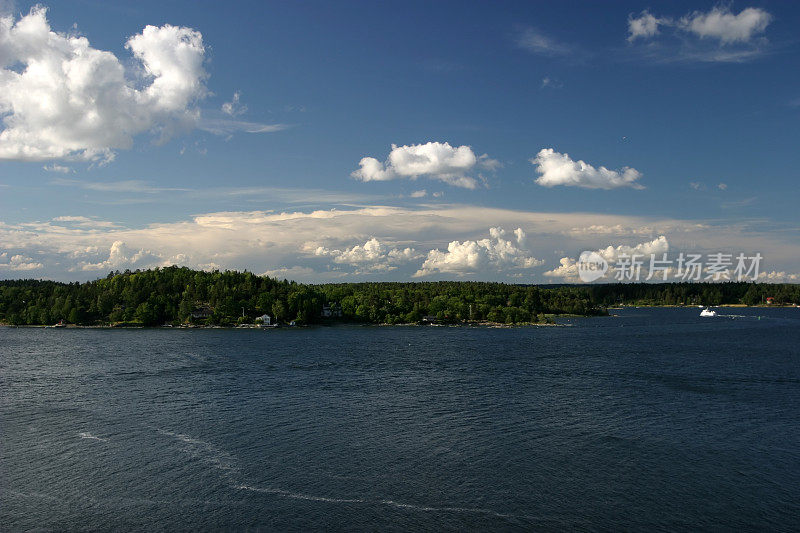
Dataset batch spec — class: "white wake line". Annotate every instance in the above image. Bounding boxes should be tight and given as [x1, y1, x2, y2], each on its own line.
[78, 432, 108, 442]
[155, 428, 240, 476]
[159, 428, 516, 520]
[235, 484, 514, 519]
[235, 485, 365, 504]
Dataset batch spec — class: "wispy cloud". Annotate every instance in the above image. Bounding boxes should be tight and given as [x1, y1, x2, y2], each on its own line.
[193, 186, 382, 206]
[721, 196, 758, 208]
[516, 28, 577, 57]
[50, 178, 190, 194]
[43, 163, 73, 174]
[49, 178, 382, 206]
[52, 215, 118, 228]
[540, 76, 563, 89]
[197, 118, 290, 136]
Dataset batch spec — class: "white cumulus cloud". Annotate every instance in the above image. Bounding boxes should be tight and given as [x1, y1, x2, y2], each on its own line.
[0, 7, 207, 162]
[627, 6, 771, 45]
[313, 237, 421, 273]
[415, 227, 543, 277]
[627, 11, 667, 42]
[79, 240, 160, 271]
[544, 235, 669, 282]
[758, 271, 800, 283]
[352, 142, 498, 189]
[0, 253, 43, 271]
[531, 148, 644, 190]
[680, 7, 771, 44]
[625, 6, 772, 63]
[221, 91, 247, 116]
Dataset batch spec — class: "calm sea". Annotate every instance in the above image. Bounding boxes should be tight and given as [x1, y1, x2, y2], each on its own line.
[2, 307, 799, 531]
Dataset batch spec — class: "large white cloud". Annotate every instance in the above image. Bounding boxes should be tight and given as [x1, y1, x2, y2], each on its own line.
[531, 149, 644, 190]
[352, 142, 498, 189]
[0, 7, 207, 162]
[414, 227, 543, 277]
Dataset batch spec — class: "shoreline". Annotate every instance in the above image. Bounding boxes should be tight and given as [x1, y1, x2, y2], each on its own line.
[2, 306, 793, 330]
[1, 321, 569, 330]
[609, 304, 798, 308]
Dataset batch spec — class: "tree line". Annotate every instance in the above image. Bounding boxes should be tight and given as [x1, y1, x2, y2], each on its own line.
[0, 267, 796, 326]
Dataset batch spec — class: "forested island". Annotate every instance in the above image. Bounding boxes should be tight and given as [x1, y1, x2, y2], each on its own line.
[0, 266, 797, 327]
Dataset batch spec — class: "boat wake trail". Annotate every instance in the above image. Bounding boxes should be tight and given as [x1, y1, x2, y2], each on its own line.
[154, 428, 240, 479]
[234, 484, 515, 519]
[235, 484, 366, 504]
[78, 432, 108, 442]
[159, 428, 516, 521]
[379, 499, 514, 519]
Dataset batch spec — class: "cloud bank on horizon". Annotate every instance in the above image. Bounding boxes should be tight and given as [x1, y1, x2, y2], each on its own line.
[0, 206, 797, 283]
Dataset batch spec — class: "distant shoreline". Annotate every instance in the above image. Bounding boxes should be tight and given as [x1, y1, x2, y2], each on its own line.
[608, 304, 798, 308]
[1, 321, 568, 330]
[3, 305, 796, 330]
[3, 268, 796, 328]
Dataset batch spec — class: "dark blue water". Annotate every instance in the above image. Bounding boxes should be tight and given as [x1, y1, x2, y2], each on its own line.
[2, 307, 800, 531]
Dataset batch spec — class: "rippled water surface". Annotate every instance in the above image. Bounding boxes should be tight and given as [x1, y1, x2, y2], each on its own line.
[2, 307, 800, 531]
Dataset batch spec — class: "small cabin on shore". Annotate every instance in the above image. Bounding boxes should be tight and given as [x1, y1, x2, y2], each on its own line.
[321, 303, 343, 318]
[256, 314, 272, 325]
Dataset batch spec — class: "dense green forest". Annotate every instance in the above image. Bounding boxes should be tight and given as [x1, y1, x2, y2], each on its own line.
[0, 267, 797, 326]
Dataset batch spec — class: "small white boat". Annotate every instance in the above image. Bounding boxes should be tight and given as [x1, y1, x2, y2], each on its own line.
[700, 308, 716, 317]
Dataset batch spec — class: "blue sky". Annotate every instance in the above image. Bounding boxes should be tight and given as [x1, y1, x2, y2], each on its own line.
[0, 1, 798, 282]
